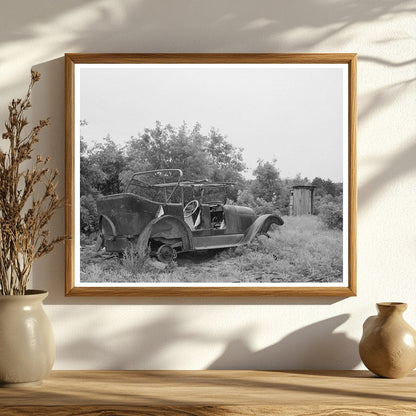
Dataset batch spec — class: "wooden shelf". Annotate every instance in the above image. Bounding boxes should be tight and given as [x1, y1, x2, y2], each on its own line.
[1, 370, 415, 415]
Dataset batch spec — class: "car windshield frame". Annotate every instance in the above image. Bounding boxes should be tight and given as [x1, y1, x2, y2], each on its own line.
[126, 169, 234, 205]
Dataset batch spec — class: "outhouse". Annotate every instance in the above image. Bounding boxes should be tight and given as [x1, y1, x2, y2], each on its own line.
[289, 185, 315, 216]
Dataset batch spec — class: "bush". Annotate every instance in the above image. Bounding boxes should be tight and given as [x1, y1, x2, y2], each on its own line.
[252, 197, 277, 215]
[236, 189, 281, 215]
[80, 194, 99, 234]
[318, 199, 343, 230]
[236, 189, 255, 207]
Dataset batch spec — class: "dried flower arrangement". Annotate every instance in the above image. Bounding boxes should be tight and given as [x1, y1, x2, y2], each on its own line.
[0, 71, 65, 295]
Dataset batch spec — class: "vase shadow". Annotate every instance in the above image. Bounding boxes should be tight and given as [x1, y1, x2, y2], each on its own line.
[208, 314, 360, 370]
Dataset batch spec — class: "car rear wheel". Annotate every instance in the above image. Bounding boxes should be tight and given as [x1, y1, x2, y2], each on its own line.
[156, 244, 177, 263]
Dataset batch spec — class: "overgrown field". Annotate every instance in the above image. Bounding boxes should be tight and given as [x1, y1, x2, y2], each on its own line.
[80, 215, 343, 284]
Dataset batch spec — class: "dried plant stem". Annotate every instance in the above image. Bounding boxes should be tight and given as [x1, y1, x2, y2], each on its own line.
[0, 71, 65, 295]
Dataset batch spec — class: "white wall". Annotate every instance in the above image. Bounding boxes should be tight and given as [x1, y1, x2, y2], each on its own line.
[1, 0, 415, 370]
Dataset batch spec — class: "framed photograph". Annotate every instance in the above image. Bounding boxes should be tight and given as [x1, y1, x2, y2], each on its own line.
[65, 53, 356, 296]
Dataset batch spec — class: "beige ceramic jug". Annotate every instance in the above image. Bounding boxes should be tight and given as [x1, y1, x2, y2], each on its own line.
[359, 302, 416, 378]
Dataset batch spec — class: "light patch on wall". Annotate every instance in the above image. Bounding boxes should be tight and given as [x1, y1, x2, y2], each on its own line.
[0, 0, 139, 96]
[242, 17, 275, 30]
[1, 0, 415, 371]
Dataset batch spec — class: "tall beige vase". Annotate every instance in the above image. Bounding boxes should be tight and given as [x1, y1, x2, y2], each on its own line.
[0, 290, 55, 387]
[359, 302, 416, 378]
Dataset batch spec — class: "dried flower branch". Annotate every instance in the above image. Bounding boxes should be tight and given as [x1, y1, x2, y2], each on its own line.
[0, 70, 65, 295]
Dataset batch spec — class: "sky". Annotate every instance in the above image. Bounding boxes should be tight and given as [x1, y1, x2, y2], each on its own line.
[78, 64, 346, 181]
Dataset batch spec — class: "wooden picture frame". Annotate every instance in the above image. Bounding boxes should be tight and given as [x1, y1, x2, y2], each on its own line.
[65, 53, 356, 296]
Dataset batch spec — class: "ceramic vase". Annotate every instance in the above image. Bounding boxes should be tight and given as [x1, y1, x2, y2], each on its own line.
[359, 302, 416, 378]
[0, 290, 55, 387]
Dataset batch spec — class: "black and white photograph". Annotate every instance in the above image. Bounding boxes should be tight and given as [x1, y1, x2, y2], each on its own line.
[65, 54, 356, 295]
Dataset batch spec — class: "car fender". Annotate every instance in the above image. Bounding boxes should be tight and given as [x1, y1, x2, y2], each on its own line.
[95, 214, 116, 251]
[99, 214, 117, 236]
[136, 215, 194, 252]
[241, 214, 284, 245]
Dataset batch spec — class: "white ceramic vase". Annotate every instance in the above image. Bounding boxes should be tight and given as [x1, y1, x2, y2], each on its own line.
[0, 290, 55, 387]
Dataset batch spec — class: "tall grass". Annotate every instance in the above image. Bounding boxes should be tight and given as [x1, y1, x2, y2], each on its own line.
[220, 216, 343, 282]
[80, 215, 343, 283]
[121, 242, 150, 276]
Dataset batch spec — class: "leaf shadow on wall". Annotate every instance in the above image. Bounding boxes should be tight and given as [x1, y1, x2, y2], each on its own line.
[207, 314, 360, 370]
[53, 312, 214, 369]
[358, 138, 416, 210]
[52, 307, 359, 370]
[356, 54, 416, 210]
[0, 0, 414, 97]
[26, 1, 416, 303]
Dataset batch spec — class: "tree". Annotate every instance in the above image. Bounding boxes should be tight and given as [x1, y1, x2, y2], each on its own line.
[80, 137, 106, 196]
[88, 136, 125, 195]
[79, 120, 247, 235]
[207, 128, 246, 183]
[251, 159, 282, 203]
[293, 173, 310, 186]
[122, 121, 246, 189]
[79, 126, 126, 235]
[312, 177, 341, 198]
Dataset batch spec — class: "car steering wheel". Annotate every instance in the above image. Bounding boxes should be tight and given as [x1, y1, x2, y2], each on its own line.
[184, 200, 199, 217]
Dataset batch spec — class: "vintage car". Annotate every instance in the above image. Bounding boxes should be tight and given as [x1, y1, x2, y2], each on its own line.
[95, 169, 283, 263]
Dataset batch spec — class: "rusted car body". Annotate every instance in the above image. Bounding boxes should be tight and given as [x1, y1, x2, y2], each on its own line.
[96, 169, 283, 262]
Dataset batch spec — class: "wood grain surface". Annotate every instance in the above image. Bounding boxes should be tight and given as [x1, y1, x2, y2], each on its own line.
[1, 370, 415, 415]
